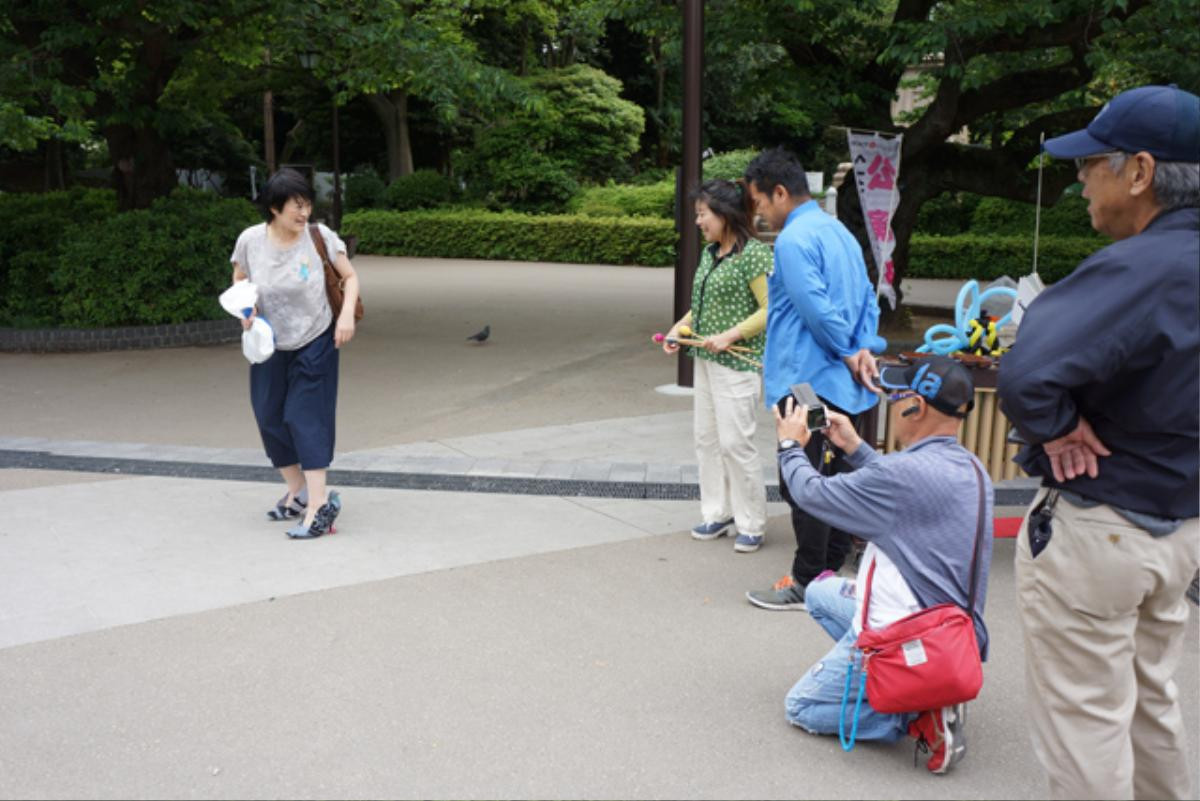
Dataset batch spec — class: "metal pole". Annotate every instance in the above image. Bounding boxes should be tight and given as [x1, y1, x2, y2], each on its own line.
[332, 96, 342, 231]
[674, 0, 703, 388]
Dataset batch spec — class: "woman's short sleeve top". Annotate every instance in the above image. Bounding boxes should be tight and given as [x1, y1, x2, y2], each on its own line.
[230, 223, 343, 350]
[689, 237, 772, 372]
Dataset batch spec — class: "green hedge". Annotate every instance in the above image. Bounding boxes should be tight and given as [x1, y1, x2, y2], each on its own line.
[569, 180, 673, 218]
[385, 169, 456, 211]
[915, 191, 1101, 238]
[343, 209, 677, 266]
[970, 194, 1099, 237]
[0, 188, 118, 327]
[908, 234, 1101, 284]
[0, 188, 257, 327]
[346, 208, 1102, 282]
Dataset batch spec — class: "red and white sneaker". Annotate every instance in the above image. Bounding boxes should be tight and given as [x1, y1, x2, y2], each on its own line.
[908, 703, 966, 774]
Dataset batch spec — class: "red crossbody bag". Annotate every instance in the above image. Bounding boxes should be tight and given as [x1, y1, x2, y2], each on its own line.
[840, 461, 987, 750]
[856, 460, 986, 713]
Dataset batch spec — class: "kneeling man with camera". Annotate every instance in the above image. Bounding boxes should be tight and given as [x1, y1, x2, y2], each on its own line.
[775, 355, 994, 774]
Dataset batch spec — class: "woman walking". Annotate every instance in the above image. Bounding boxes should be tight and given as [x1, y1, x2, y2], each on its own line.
[230, 167, 360, 539]
[662, 179, 771, 552]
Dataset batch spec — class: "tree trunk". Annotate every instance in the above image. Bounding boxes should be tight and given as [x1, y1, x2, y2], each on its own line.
[367, 90, 413, 182]
[105, 123, 177, 211]
[653, 40, 669, 168]
[44, 138, 66, 191]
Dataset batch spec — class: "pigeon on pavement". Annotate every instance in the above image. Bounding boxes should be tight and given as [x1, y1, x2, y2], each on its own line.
[466, 325, 490, 343]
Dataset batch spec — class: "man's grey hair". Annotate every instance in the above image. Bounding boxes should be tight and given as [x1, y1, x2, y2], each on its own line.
[1108, 153, 1200, 211]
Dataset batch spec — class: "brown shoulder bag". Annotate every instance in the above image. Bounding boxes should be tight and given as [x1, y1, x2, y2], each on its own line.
[309, 224, 364, 322]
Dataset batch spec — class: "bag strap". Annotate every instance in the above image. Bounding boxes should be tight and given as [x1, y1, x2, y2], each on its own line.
[859, 457, 987, 633]
[309, 224, 334, 272]
[860, 555, 877, 632]
[838, 657, 868, 752]
[965, 460, 987, 613]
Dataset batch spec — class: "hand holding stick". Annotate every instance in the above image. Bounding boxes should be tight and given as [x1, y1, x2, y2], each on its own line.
[652, 332, 762, 369]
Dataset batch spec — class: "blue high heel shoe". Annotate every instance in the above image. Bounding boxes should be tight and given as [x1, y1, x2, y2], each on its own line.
[286, 491, 341, 539]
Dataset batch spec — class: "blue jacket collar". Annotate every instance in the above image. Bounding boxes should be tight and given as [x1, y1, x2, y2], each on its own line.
[783, 199, 820, 229]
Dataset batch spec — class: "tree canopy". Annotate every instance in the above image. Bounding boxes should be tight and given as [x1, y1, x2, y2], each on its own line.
[1, 0, 1195, 295]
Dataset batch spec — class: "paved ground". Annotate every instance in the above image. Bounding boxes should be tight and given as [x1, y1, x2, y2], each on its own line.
[0, 257, 1196, 800]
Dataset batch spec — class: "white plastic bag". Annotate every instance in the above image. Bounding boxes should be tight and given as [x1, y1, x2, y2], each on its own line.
[219, 281, 259, 319]
[242, 316, 275, 364]
[1012, 272, 1045, 329]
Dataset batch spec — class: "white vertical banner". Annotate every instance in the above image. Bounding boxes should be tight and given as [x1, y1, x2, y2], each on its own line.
[848, 130, 902, 310]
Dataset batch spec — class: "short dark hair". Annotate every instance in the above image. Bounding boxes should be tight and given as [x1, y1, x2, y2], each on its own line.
[261, 167, 314, 222]
[691, 179, 757, 249]
[744, 147, 810, 198]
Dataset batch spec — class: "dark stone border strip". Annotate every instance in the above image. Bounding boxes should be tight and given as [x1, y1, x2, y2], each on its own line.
[0, 449, 1038, 507]
[0, 319, 241, 353]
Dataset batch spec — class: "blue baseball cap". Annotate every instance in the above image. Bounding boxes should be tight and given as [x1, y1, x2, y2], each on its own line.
[1044, 84, 1200, 162]
[878, 355, 975, 419]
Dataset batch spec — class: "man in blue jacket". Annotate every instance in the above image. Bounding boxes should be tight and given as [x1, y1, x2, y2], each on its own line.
[997, 84, 1199, 801]
[743, 148, 887, 610]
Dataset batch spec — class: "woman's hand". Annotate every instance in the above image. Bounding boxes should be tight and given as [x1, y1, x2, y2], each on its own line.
[334, 313, 356, 348]
[662, 323, 683, 354]
[702, 327, 742, 354]
[240, 308, 257, 331]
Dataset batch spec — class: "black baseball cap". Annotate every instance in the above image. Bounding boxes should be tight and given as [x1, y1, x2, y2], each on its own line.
[878, 355, 975, 419]
[1043, 84, 1200, 162]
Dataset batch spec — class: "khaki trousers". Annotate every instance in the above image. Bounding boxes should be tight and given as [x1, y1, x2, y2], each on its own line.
[693, 357, 767, 537]
[1016, 488, 1199, 800]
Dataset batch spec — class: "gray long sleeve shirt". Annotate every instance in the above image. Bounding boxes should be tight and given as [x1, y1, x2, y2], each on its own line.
[779, 435, 994, 659]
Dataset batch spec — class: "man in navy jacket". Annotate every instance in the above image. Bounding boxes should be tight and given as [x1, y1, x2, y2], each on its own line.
[997, 84, 1199, 801]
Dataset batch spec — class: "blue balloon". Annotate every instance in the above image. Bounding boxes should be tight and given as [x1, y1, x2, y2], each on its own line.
[916, 280, 1017, 354]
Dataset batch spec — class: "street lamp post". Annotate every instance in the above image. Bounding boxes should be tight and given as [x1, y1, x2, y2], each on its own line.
[298, 49, 342, 230]
[674, 0, 704, 388]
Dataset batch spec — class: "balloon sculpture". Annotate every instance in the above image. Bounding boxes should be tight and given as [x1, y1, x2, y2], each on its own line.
[916, 279, 1017, 358]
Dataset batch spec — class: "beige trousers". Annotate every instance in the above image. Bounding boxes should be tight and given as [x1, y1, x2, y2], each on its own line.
[1016, 488, 1199, 800]
[693, 357, 767, 538]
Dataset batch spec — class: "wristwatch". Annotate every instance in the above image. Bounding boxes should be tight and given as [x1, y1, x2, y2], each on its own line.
[777, 438, 802, 453]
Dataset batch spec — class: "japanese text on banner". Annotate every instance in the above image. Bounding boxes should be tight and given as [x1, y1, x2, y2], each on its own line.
[848, 131, 902, 309]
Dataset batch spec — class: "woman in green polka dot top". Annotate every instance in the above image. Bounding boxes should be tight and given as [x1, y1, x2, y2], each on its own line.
[662, 179, 772, 553]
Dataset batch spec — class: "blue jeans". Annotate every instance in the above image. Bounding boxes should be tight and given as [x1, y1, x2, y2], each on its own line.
[784, 577, 911, 742]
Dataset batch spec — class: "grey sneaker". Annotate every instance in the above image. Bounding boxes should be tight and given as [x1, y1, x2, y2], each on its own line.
[691, 518, 734, 540]
[734, 533, 764, 553]
[746, 574, 807, 610]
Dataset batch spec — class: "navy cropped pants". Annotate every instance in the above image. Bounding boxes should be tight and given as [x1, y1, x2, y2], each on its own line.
[250, 325, 339, 470]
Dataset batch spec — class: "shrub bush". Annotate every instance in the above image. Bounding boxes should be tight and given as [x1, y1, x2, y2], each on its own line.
[344, 167, 388, 211]
[343, 208, 676, 266]
[384, 169, 455, 211]
[970, 194, 1098, 237]
[703, 148, 759, 182]
[570, 179, 673, 218]
[907, 234, 1101, 285]
[44, 189, 258, 327]
[0, 188, 119, 327]
[914, 191, 1099, 238]
[914, 192, 981, 236]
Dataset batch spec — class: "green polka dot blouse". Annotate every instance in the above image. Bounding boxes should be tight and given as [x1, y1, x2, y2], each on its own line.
[689, 237, 771, 373]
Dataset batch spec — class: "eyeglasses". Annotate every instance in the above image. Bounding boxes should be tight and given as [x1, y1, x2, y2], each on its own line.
[1073, 152, 1120, 171]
